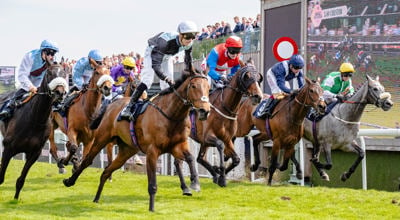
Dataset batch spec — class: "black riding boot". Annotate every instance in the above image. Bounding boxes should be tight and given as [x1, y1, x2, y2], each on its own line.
[120, 83, 148, 121]
[263, 98, 279, 118]
[0, 100, 15, 120]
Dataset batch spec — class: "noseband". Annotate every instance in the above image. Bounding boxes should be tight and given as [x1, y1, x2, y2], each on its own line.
[225, 66, 260, 97]
[172, 75, 209, 108]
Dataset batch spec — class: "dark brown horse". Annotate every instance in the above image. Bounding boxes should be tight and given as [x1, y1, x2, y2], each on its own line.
[190, 65, 263, 187]
[63, 69, 210, 212]
[0, 62, 68, 199]
[48, 58, 114, 173]
[237, 77, 326, 185]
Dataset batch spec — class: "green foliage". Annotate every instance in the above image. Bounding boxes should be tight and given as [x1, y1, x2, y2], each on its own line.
[1, 160, 399, 219]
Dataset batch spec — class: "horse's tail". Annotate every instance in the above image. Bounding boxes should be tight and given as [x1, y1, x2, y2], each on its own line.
[89, 108, 106, 129]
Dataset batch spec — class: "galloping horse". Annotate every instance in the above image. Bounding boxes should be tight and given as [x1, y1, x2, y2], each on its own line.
[63, 69, 210, 212]
[190, 65, 263, 187]
[0, 62, 67, 199]
[48, 58, 114, 173]
[242, 77, 326, 185]
[303, 75, 393, 181]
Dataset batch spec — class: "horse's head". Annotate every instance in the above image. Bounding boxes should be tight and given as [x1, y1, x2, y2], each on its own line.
[180, 69, 210, 120]
[45, 62, 68, 103]
[296, 77, 326, 114]
[366, 75, 393, 111]
[231, 64, 263, 105]
[89, 58, 114, 96]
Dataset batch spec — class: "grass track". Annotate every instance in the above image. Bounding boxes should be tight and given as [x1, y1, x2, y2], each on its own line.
[0, 160, 399, 219]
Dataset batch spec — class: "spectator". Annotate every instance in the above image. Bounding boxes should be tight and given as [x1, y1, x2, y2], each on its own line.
[220, 21, 232, 36]
[198, 27, 210, 41]
[233, 16, 243, 33]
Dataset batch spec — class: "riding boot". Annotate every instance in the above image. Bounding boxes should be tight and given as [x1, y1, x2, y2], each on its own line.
[263, 98, 279, 118]
[120, 83, 148, 121]
[0, 100, 15, 120]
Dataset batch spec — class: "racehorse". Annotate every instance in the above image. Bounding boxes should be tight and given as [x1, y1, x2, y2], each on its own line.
[62, 69, 210, 212]
[190, 65, 263, 187]
[240, 77, 326, 185]
[48, 58, 114, 173]
[0, 62, 68, 199]
[303, 75, 393, 181]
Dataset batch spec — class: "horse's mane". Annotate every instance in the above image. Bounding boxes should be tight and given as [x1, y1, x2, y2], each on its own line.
[158, 69, 200, 96]
[347, 78, 368, 99]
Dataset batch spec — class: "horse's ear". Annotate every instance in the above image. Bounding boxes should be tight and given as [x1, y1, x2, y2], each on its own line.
[305, 76, 311, 84]
[89, 58, 98, 69]
[239, 60, 246, 67]
[366, 74, 372, 81]
[376, 75, 379, 81]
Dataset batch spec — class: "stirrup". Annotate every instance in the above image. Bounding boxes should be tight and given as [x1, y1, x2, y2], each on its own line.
[120, 106, 132, 121]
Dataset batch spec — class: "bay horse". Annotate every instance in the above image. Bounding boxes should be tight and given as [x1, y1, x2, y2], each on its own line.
[303, 75, 393, 181]
[48, 58, 114, 173]
[190, 65, 263, 187]
[0, 62, 68, 199]
[63, 69, 210, 212]
[239, 77, 326, 185]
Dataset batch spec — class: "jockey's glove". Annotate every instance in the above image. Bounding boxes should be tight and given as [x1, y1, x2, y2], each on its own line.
[165, 77, 175, 87]
[290, 89, 300, 95]
[220, 75, 228, 83]
[335, 94, 345, 102]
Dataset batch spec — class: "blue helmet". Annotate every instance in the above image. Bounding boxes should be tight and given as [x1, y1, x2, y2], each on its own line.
[40, 40, 59, 52]
[288, 54, 304, 68]
[88, 49, 103, 62]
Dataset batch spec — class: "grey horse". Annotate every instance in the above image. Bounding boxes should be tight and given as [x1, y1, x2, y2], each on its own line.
[303, 75, 393, 181]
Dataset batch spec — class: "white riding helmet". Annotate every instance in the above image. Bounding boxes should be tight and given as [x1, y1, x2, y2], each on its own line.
[177, 21, 199, 34]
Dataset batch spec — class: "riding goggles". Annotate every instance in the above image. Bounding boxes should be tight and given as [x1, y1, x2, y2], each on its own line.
[342, 72, 353, 77]
[43, 49, 56, 56]
[292, 65, 303, 70]
[183, 33, 196, 40]
[124, 65, 133, 70]
[227, 47, 241, 54]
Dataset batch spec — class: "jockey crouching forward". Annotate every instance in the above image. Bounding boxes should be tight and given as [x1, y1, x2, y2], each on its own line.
[0, 39, 66, 120]
[120, 20, 199, 121]
[321, 62, 355, 112]
[259, 54, 305, 118]
[206, 36, 243, 89]
[111, 56, 138, 99]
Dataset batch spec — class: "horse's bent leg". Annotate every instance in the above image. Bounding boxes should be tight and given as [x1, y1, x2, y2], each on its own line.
[268, 143, 280, 186]
[290, 152, 303, 180]
[0, 147, 15, 185]
[174, 158, 191, 196]
[224, 141, 240, 175]
[196, 145, 219, 184]
[106, 143, 114, 181]
[341, 141, 365, 182]
[311, 144, 330, 181]
[146, 146, 160, 212]
[250, 134, 263, 172]
[182, 150, 200, 192]
[14, 150, 41, 199]
[48, 129, 65, 174]
[93, 145, 135, 203]
[63, 137, 108, 187]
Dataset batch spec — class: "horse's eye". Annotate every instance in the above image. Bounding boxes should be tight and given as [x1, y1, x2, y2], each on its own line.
[373, 88, 378, 91]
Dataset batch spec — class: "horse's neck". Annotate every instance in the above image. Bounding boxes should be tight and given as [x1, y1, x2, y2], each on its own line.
[333, 83, 368, 122]
[213, 80, 243, 114]
[83, 82, 102, 114]
[286, 96, 310, 124]
[30, 86, 52, 125]
[156, 90, 190, 122]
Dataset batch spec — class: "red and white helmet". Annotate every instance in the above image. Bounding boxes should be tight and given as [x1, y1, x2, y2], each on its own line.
[225, 36, 243, 48]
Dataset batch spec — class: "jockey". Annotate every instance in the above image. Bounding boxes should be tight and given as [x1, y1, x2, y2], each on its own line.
[206, 36, 243, 88]
[0, 39, 61, 120]
[72, 49, 103, 90]
[120, 20, 199, 120]
[261, 54, 305, 118]
[321, 62, 355, 106]
[111, 56, 137, 98]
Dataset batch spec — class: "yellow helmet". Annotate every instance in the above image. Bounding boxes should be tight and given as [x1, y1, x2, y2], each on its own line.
[339, 62, 355, 73]
[122, 57, 136, 68]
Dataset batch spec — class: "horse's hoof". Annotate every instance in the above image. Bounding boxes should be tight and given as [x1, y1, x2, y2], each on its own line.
[296, 172, 303, 180]
[59, 168, 66, 174]
[250, 164, 258, 172]
[324, 164, 332, 170]
[321, 173, 330, 181]
[341, 172, 349, 182]
[182, 188, 192, 196]
[212, 175, 219, 184]
[63, 178, 73, 187]
[190, 183, 201, 192]
[218, 176, 226, 187]
[93, 199, 99, 203]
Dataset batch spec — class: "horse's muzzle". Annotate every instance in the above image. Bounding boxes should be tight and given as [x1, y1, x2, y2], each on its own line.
[102, 86, 112, 96]
[197, 108, 209, 121]
[380, 99, 393, 111]
[316, 101, 327, 115]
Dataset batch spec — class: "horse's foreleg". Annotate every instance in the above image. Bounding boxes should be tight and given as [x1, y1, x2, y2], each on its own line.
[341, 141, 364, 182]
[290, 151, 303, 180]
[0, 147, 15, 185]
[268, 144, 280, 186]
[250, 134, 263, 172]
[174, 158, 191, 196]
[15, 150, 41, 199]
[215, 139, 226, 187]
[224, 141, 240, 175]
[146, 146, 160, 212]
[196, 145, 219, 184]
[94, 145, 135, 203]
[182, 151, 200, 192]
[48, 131, 65, 174]
[60, 141, 78, 166]
[106, 143, 115, 181]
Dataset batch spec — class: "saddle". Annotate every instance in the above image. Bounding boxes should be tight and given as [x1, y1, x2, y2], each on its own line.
[55, 91, 82, 117]
[306, 101, 337, 122]
[117, 100, 150, 121]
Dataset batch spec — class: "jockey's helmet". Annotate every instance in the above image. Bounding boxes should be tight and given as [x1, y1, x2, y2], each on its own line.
[88, 50, 103, 62]
[339, 62, 355, 73]
[288, 54, 304, 69]
[177, 21, 199, 34]
[225, 36, 243, 54]
[40, 40, 59, 52]
[122, 57, 136, 68]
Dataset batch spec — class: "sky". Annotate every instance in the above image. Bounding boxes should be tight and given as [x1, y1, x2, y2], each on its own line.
[0, 0, 260, 67]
